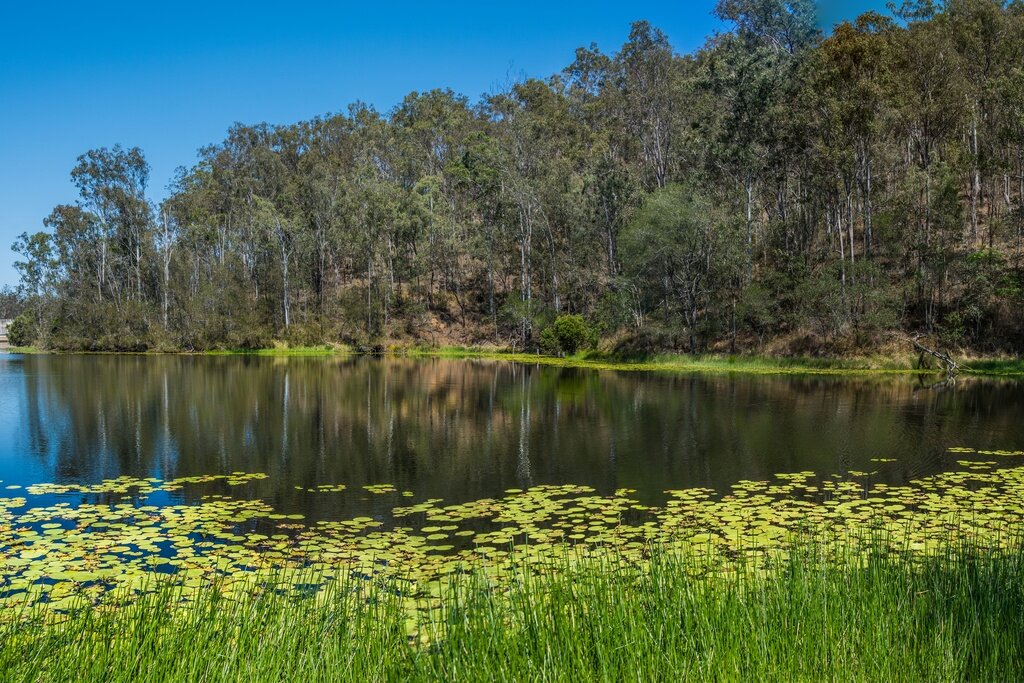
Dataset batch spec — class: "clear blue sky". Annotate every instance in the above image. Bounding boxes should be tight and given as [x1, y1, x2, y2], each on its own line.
[0, 1, 882, 289]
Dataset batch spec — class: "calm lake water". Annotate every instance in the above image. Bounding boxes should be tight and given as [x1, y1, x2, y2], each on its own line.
[2, 354, 1023, 524]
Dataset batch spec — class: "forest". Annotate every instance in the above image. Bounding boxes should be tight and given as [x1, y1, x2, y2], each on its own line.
[9, 0, 1024, 355]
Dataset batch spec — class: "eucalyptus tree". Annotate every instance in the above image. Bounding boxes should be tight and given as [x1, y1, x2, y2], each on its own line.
[483, 85, 542, 341]
[46, 204, 103, 304]
[620, 184, 737, 351]
[613, 21, 680, 191]
[705, 0, 819, 281]
[343, 102, 405, 335]
[802, 14, 891, 285]
[391, 89, 476, 319]
[0, 287, 22, 320]
[446, 129, 513, 339]
[295, 114, 356, 321]
[563, 43, 633, 280]
[12, 231, 57, 341]
[14, 4, 1024, 354]
[70, 146, 154, 306]
[883, 10, 969, 331]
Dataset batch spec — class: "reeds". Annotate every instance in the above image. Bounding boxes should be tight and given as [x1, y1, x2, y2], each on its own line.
[3, 541, 1022, 682]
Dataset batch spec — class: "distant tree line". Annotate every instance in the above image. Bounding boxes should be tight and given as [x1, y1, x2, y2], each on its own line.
[11, 0, 1024, 354]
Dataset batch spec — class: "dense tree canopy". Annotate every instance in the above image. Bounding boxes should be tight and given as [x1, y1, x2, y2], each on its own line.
[12, 1, 1024, 354]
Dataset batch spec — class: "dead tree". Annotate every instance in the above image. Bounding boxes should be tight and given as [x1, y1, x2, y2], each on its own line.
[909, 334, 960, 379]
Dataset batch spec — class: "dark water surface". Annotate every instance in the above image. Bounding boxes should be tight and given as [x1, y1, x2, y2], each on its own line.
[2, 354, 1023, 523]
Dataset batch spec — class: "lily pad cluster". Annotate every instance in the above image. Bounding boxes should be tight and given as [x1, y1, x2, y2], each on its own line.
[23, 472, 268, 497]
[297, 484, 347, 493]
[948, 447, 1024, 456]
[2, 452, 1024, 623]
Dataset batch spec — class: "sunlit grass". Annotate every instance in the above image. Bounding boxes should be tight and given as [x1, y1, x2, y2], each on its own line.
[204, 343, 353, 357]
[12, 341, 1023, 376]
[403, 347, 1024, 377]
[3, 543, 1022, 682]
[407, 347, 943, 375]
[3, 346, 41, 354]
[6, 462, 1024, 679]
[962, 358, 1024, 376]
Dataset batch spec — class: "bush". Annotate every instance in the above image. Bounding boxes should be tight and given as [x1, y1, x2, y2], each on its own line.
[541, 314, 595, 356]
[283, 323, 327, 348]
[6, 312, 34, 347]
[538, 326, 560, 355]
[224, 328, 272, 352]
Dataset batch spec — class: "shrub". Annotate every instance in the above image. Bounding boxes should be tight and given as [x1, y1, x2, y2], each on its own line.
[538, 325, 560, 355]
[541, 314, 595, 356]
[284, 323, 326, 348]
[225, 328, 272, 352]
[6, 312, 34, 347]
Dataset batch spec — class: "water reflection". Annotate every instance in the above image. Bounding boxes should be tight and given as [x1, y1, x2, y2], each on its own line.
[3, 354, 1023, 521]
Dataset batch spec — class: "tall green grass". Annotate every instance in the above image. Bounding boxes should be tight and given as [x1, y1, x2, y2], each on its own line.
[204, 344, 352, 356]
[962, 357, 1024, 376]
[3, 544, 1022, 682]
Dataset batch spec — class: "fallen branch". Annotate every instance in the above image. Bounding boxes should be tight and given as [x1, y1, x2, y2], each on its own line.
[909, 334, 959, 378]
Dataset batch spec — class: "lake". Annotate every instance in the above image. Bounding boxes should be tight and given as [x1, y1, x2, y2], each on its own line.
[2, 353, 1023, 525]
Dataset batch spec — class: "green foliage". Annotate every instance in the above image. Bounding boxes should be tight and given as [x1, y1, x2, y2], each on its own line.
[539, 314, 595, 355]
[11, 6, 1024, 356]
[736, 282, 775, 345]
[283, 323, 329, 349]
[620, 184, 742, 351]
[537, 325, 559, 355]
[2, 546, 1023, 681]
[0, 286, 22, 319]
[6, 312, 34, 347]
[497, 297, 541, 347]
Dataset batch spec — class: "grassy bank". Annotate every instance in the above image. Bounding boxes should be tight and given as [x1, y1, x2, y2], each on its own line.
[405, 346, 1024, 377]
[2, 344, 351, 357]
[2, 346, 40, 354]
[203, 343, 352, 357]
[3, 545, 1022, 682]
[7, 342, 1023, 376]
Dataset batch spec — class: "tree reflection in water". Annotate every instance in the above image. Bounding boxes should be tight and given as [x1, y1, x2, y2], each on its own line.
[3, 354, 1023, 523]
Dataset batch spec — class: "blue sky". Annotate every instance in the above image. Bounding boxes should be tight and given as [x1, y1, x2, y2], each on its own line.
[0, 1, 882, 289]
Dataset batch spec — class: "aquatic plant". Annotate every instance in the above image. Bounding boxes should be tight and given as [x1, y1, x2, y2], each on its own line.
[2, 448, 1024, 624]
[2, 542, 1023, 681]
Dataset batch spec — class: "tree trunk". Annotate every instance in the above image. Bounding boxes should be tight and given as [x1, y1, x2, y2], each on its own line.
[276, 218, 291, 329]
[744, 174, 754, 283]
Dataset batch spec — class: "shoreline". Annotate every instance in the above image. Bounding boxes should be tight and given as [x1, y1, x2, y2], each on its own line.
[6, 344, 1023, 377]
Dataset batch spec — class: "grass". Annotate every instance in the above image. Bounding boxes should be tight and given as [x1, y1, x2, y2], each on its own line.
[2, 346, 41, 354]
[961, 357, 1024, 376]
[406, 346, 1024, 377]
[9, 341, 1023, 376]
[201, 343, 353, 357]
[3, 543, 1022, 682]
